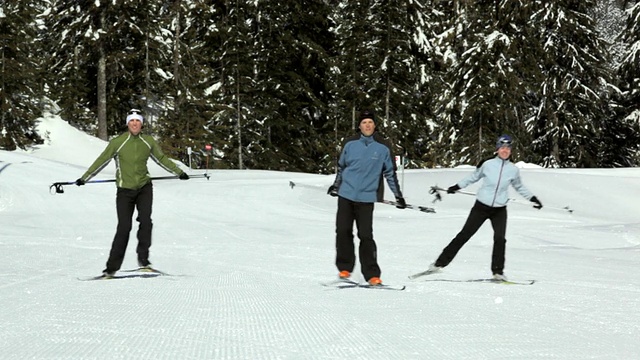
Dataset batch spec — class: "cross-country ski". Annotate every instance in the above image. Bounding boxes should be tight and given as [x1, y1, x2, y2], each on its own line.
[78, 272, 161, 281]
[321, 278, 406, 291]
[417, 278, 535, 286]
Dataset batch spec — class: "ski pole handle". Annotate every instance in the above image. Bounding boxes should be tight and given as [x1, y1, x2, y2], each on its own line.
[49, 181, 73, 194]
[430, 185, 475, 202]
[49, 179, 118, 194]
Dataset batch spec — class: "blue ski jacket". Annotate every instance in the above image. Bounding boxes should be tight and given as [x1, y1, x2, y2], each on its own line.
[333, 134, 402, 203]
[457, 156, 534, 207]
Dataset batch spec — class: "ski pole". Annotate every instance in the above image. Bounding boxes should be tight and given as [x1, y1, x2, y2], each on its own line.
[430, 185, 572, 213]
[505, 198, 574, 214]
[379, 200, 435, 213]
[50, 173, 210, 194]
[290, 181, 436, 214]
[430, 185, 475, 198]
[430, 185, 475, 203]
[288, 181, 326, 191]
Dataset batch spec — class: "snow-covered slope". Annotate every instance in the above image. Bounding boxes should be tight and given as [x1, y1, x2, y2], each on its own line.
[1, 114, 638, 359]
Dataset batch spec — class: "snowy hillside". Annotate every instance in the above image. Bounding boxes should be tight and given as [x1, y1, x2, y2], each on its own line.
[0, 113, 639, 359]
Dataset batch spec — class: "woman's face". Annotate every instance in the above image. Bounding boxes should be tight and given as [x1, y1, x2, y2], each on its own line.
[497, 146, 511, 159]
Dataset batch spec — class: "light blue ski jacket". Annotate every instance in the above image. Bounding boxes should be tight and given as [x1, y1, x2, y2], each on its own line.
[333, 134, 402, 203]
[457, 156, 534, 207]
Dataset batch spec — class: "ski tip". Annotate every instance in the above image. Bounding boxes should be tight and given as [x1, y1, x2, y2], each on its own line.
[494, 279, 536, 285]
[392, 285, 407, 291]
[407, 270, 438, 280]
[78, 275, 113, 281]
[372, 284, 406, 291]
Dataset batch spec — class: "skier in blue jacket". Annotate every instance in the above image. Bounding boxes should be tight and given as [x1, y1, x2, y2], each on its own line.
[429, 134, 543, 281]
[327, 110, 406, 286]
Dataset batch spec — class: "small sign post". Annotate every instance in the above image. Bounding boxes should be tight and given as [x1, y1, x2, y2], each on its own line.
[205, 144, 212, 169]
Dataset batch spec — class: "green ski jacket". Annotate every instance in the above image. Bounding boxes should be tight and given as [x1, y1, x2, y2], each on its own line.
[81, 132, 184, 190]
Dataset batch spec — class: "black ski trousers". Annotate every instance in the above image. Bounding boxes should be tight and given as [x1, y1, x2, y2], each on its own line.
[105, 182, 153, 272]
[435, 200, 508, 275]
[335, 196, 380, 281]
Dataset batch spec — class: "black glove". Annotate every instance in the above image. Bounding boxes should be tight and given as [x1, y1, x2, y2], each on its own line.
[179, 172, 189, 180]
[530, 196, 543, 210]
[395, 197, 407, 209]
[447, 184, 460, 194]
[327, 185, 338, 197]
[75, 178, 85, 186]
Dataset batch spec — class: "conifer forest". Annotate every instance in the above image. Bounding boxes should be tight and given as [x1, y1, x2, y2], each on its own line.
[1, 0, 639, 172]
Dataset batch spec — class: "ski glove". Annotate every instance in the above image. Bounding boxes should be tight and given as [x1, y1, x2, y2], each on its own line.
[75, 178, 85, 186]
[530, 196, 543, 210]
[327, 185, 338, 197]
[447, 184, 460, 194]
[395, 197, 407, 209]
[179, 172, 190, 180]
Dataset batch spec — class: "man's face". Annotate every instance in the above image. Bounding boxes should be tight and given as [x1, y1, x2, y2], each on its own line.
[359, 118, 375, 136]
[128, 119, 142, 135]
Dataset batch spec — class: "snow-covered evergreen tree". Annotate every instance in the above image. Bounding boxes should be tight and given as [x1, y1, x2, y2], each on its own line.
[42, 0, 164, 138]
[526, 0, 613, 167]
[609, 1, 640, 166]
[153, 0, 222, 166]
[241, 0, 336, 172]
[0, 0, 44, 150]
[436, 0, 542, 165]
[331, 0, 436, 167]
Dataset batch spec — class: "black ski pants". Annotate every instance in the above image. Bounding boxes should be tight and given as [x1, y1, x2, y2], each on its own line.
[335, 196, 380, 281]
[435, 200, 508, 275]
[105, 182, 153, 272]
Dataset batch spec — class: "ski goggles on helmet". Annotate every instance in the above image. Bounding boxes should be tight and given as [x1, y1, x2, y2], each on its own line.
[496, 135, 512, 149]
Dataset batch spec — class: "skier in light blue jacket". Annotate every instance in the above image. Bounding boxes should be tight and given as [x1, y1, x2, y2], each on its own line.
[429, 134, 543, 281]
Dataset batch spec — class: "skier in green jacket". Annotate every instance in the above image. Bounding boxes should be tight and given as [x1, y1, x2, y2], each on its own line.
[76, 109, 189, 277]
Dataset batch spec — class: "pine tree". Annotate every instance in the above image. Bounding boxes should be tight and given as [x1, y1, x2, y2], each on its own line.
[526, 0, 612, 167]
[435, 0, 542, 165]
[329, 0, 375, 165]
[609, 1, 640, 166]
[619, 1, 640, 109]
[152, 0, 221, 167]
[227, 0, 336, 172]
[331, 0, 436, 168]
[0, 0, 43, 150]
[206, 0, 260, 170]
[42, 0, 160, 139]
[370, 0, 436, 167]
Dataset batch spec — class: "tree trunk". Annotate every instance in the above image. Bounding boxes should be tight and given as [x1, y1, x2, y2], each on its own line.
[144, 12, 151, 132]
[173, 0, 181, 124]
[97, 51, 107, 140]
[1, 42, 5, 134]
[97, 13, 107, 140]
[235, 0, 243, 169]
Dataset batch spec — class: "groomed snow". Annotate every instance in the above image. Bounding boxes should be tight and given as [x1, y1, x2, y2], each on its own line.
[1, 112, 639, 359]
